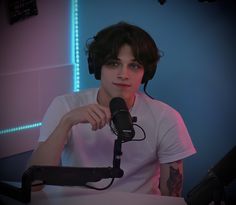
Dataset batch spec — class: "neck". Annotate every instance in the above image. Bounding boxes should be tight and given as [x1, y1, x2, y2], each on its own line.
[97, 89, 109, 107]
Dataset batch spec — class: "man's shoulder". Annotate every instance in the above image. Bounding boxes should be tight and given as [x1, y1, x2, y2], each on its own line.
[137, 92, 175, 110]
[136, 92, 181, 118]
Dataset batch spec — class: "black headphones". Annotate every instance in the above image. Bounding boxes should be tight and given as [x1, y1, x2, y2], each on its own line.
[87, 50, 101, 80]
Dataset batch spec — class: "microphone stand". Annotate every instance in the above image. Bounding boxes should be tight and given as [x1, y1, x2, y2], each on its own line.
[0, 138, 124, 203]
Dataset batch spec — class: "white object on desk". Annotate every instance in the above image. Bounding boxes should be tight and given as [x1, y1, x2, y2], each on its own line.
[1, 185, 187, 205]
[32, 185, 187, 205]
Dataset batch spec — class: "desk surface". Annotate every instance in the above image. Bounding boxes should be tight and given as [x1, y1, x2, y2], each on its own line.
[1, 184, 187, 205]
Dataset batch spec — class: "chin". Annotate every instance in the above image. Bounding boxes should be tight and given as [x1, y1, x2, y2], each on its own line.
[109, 89, 135, 99]
[112, 94, 132, 102]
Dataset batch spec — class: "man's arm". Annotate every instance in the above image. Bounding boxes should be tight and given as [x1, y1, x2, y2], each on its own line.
[28, 103, 111, 167]
[159, 160, 183, 197]
[28, 117, 71, 167]
[27, 103, 111, 191]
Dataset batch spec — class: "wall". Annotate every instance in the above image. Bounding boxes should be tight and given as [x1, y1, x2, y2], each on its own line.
[79, 0, 236, 196]
[0, 0, 73, 158]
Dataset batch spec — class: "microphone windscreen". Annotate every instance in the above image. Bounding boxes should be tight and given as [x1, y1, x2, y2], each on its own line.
[109, 97, 135, 141]
[110, 97, 128, 114]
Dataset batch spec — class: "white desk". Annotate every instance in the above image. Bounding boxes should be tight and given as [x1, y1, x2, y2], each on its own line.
[0, 185, 187, 205]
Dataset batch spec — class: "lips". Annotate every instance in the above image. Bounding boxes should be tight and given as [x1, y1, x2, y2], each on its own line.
[113, 82, 131, 87]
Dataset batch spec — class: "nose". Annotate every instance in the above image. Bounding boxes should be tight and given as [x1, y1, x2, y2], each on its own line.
[117, 65, 129, 79]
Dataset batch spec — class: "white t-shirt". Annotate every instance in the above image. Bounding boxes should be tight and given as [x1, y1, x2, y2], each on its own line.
[39, 88, 196, 195]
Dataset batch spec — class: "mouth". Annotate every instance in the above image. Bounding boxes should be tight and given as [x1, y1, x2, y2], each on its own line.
[112, 82, 131, 87]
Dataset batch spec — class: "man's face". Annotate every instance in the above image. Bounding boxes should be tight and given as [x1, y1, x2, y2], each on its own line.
[99, 44, 144, 107]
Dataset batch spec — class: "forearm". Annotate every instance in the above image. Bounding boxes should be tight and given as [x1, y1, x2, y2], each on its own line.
[28, 103, 111, 167]
[28, 116, 72, 167]
[160, 160, 183, 197]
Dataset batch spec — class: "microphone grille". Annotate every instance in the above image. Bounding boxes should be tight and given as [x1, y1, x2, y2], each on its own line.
[109, 97, 128, 114]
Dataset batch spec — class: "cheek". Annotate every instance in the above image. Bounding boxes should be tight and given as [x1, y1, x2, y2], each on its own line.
[101, 67, 113, 79]
[100, 70, 113, 89]
[136, 71, 145, 83]
[131, 74, 144, 90]
[134, 80, 142, 89]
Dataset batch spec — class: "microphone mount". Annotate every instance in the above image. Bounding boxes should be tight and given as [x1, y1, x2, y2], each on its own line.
[0, 137, 124, 203]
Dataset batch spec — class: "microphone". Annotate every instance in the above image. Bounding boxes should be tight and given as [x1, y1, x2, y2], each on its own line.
[109, 97, 135, 142]
[185, 146, 236, 205]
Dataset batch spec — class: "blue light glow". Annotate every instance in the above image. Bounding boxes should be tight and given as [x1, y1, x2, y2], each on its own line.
[72, 0, 80, 92]
[0, 122, 42, 135]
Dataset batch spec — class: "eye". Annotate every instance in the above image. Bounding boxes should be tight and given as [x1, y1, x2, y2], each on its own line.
[105, 60, 120, 68]
[129, 62, 143, 70]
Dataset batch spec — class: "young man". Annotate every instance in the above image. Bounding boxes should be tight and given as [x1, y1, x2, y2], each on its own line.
[28, 22, 196, 196]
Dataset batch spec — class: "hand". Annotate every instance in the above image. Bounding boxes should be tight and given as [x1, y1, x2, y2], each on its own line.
[63, 104, 111, 131]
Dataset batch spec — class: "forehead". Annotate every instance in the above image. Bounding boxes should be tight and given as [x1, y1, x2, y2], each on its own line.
[116, 44, 135, 60]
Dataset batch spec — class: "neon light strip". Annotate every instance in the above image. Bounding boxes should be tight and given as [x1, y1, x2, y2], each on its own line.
[73, 0, 80, 92]
[0, 0, 79, 135]
[0, 122, 42, 135]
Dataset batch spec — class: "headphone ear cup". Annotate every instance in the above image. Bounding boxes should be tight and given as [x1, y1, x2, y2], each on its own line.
[88, 53, 95, 74]
[87, 52, 101, 80]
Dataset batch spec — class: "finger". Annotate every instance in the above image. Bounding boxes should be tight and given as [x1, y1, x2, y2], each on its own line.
[90, 105, 110, 129]
[87, 106, 107, 130]
[86, 112, 99, 130]
[85, 109, 100, 130]
[96, 105, 111, 124]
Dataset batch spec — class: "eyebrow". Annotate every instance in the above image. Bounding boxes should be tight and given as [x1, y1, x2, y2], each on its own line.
[115, 57, 139, 62]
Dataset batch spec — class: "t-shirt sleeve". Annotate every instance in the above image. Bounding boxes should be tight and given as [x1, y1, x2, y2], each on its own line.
[38, 96, 68, 142]
[157, 108, 196, 164]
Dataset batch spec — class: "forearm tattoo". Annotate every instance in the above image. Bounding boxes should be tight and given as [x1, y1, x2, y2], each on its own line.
[167, 166, 183, 196]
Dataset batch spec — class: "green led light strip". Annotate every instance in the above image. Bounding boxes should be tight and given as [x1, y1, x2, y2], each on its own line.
[0, 0, 79, 136]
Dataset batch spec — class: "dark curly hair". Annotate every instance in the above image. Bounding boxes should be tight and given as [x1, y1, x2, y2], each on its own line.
[87, 22, 161, 84]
